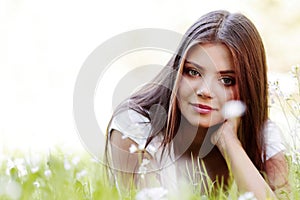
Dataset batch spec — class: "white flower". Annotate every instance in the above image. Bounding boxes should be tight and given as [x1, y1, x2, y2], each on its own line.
[238, 192, 257, 200]
[121, 135, 128, 139]
[141, 158, 150, 166]
[64, 160, 71, 170]
[138, 159, 151, 176]
[14, 158, 28, 177]
[72, 156, 80, 165]
[31, 166, 39, 173]
[221, 100, 246, 119]
[33, 181, 40, 188]
[5, 158, 27, 177]
[76, 170, 87, 179]
[129, 144, 138, 153]
[44, 169, 52, 177]
[136, 187, 168, 200]
[6, 158, 15, 169]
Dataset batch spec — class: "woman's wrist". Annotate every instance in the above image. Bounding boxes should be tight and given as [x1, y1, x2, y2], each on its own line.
[216, 132, 242, 156]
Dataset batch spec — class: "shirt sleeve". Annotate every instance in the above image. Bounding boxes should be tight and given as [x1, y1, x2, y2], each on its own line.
[108, 109, 159, 157]
[264, 120, 286, 160]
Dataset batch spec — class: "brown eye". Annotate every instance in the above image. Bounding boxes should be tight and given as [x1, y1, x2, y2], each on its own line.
[184, 68, 201, 77]
[220, 77, 236, 86]
[188, 69, 200, 76]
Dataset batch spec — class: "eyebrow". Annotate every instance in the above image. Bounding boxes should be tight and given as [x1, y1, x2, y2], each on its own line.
[185, 60, 235, 74]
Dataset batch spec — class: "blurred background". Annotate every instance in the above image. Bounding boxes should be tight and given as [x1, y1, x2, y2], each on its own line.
[0, 0, 299, 155]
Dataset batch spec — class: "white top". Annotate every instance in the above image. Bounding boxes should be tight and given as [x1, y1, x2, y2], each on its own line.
[108, 109, 286, 190]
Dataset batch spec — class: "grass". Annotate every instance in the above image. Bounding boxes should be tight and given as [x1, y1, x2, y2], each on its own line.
[1, 66, 299, 200]
[0, 149, 119, 200]
[0, 149, 299, 199]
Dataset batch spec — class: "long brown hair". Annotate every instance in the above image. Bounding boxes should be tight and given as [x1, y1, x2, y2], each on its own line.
[106, 10, 268, 172]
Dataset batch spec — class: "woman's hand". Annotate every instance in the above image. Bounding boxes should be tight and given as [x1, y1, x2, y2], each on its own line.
[210, 118, 241, 156]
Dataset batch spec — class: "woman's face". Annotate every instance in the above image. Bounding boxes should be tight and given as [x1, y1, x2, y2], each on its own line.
[177, 43, 239, 128]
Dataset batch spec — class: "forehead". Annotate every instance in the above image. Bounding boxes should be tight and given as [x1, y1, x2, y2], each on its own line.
[185, 43, 234, 71]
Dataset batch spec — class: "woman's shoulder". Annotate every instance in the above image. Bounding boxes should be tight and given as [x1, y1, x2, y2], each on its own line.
[263, 120, 286, 160]
[108, 109, 162, 156]
[263, 120, 284, 141]
[109, 109, 151, 139]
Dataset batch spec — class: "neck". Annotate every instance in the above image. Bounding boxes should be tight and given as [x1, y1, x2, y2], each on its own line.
[173, 117, 208, 158]
[172, 117, 229, 185]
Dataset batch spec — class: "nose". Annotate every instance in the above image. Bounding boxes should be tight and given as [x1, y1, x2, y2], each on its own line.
[196, 80, 214, 99]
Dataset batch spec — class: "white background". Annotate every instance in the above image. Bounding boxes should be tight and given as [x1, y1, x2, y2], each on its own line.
[0, 0, 299, 154]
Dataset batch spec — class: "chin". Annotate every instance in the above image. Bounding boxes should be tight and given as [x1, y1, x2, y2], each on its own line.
[187, 117, 223, 128]
[198, 122, 216, 128]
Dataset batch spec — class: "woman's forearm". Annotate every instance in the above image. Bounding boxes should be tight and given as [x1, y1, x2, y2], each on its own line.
[219, 136, 277, 200]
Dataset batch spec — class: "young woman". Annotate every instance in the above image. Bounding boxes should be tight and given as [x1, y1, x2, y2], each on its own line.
[105, 10, 288, 199]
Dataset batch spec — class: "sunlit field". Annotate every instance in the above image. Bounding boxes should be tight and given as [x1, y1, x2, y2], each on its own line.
[0, 152, 299, 199]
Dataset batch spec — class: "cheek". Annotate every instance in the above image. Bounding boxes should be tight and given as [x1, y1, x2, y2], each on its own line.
[226, 87, 239, 101]
[217, 86, 239, 102]
[224, 82, 240, 101]
[177, 78, 194, 99]
[176, 81, 186, 109]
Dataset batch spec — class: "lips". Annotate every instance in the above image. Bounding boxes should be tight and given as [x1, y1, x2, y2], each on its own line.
[190, 103, 216, 114]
